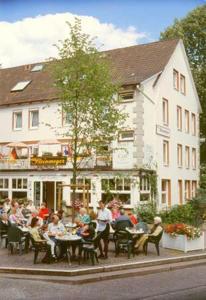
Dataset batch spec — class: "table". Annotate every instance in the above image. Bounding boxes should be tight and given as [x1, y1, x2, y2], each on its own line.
[55, 234, 82, 265]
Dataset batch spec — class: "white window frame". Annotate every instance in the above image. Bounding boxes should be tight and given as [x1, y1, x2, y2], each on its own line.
[29, 109, 39, 129]
[13, 111, 23, 130]
[161, 179, 170, 206]
[177, 106, 182, 131]
[177, 144, 183, 168]
[162, 98, 169, 126]
[192, 148, 197, 170]
[180, 74, 186, 95]
[191, 113, 196, 136]
[163, 140, 169, 166]
[173, 69, 179, 90]
[185, 110, 190, 134]
[119, 91, 134, 103]
[185, 146, 190, 169]
[140, 176, 151, 202]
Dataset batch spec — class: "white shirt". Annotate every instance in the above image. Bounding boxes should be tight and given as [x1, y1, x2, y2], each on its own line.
[48, 222, 65, 235]
[97, 208, 112, 232]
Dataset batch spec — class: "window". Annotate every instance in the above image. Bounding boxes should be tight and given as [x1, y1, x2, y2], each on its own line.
[191, 113, 196, 136]
[31, 64, 43, 72]
[161, 179, 171, 206]
[12, 178, 27, 200]
[173, 69, 179, 90]
[177, 144, 183, 167]
[119, 91, 134, 103]
[101, 177, 131, 205]
[0, 178, 9, 189]
[180, 74, 186, 94]
[70, 178, 91, 204]
[140, 176, 151, 202]
[62, 109, 72, 126]
[185, 180, 191, 201]
[185, 110, 190, 133]
[119, 130, 134, 142]
[178, 180, 183, 205]
[177, 106, 182, 131]
[12, 178, 27, 189]
[11, 80, 31, 92]
[13, 111, 22, 130]
[29, 110, 39, 129]
[163, 140, 169, 166]
[162, 98, 169, 126]
[185, 146, 190, 169]
[192, 181, 197, 198]
[192, 148, 197, 169]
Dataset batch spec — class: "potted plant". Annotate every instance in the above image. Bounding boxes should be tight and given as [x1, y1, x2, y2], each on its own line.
[162, 223, 204, 252]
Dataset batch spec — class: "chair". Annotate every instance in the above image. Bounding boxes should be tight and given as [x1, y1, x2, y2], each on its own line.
[0, 222, 8, 248]
[81, 233, 102, 265]
[113, 230, 134, 259]
[30, 234, 51, 264]
[143, 230, 163, 256]
[7, 225, 26, 255]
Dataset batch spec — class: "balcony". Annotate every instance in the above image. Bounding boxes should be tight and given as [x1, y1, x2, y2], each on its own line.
[0, 155, 112, 170]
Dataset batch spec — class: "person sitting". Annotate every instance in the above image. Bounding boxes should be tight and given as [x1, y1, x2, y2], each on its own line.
[9, 206, 25, 226]
[41, 224, 57, 260]
[27, 210, 43, 227]
[134, 216, 163, 252]
[0, 200, 5, 215]
[38, 202, 49, 221]
[80, 223, 96, 241]
[113, 209, 134, 231]
[0, 213, 11, 231]
[3, 198, 11, 214]
[78, 208, 90, 224]
[30, 217, 56, 262]
[128, 212, 138, 225]
[111, 206, 120, 221]
[48, 215, 66, 238]
[26, 200, 36, 213]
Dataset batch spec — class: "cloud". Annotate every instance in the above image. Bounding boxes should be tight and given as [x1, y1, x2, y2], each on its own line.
[0, 12, 147, 68]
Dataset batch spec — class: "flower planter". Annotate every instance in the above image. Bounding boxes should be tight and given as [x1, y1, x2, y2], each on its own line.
[162, 232, 205, 253]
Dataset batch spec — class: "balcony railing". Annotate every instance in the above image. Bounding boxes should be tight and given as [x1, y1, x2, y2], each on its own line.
[0, 155, 112, 170]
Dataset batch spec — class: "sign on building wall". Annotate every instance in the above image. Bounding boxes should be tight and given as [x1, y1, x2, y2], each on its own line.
[156, 125, 170, 138]
[30, 156, 67, 166]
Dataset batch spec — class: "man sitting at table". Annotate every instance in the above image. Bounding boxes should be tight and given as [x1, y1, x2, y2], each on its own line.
[48, 215, 66, 237]
[113, 209, 134, 231]
[0, 213, 11, 231]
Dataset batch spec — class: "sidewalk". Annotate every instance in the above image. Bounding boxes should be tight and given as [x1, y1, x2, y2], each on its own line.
[0, 242, 205, 270]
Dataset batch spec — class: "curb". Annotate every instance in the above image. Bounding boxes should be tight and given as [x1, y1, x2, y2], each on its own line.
[0, 252, 206, 278]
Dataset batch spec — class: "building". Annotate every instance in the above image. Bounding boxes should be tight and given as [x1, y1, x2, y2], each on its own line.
[0, 39, 201, 211]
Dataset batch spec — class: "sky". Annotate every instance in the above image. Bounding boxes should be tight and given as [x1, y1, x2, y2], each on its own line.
[0, 0, 204, 67]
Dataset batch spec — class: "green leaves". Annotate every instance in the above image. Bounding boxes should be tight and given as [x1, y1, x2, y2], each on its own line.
[160, 5, 206, 149]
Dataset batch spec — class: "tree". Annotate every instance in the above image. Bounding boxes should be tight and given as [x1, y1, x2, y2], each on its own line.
[160, 5, 206, 163]
[51, 18, 125, 220]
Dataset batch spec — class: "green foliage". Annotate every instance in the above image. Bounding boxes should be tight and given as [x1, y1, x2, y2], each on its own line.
[160, 203, 202, 227]
[200, 164, 206, 189]
[160, 5, 206, 160]
[134, 202, 157, 224]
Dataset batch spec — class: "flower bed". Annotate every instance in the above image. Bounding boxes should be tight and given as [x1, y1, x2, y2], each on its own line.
[162, 224, 204, 253]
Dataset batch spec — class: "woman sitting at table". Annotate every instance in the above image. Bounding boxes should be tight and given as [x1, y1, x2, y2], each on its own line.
[9, 206, 25, 226]
[38, 202, 50, 222]
[30, 217, 56, 261]
[78, 208, 90, 225]
[134, 216, 163, 252]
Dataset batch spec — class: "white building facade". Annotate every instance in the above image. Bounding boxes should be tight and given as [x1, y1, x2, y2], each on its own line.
[0, 39, 201, 211]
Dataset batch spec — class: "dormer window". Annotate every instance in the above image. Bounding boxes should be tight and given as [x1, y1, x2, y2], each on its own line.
[31, 64, 43, 72]
[119, 91, 134, 103]
[118, 130, 134, 142]
[11, 80, 31, 92]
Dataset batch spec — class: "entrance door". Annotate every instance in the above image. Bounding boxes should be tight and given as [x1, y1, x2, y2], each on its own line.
[43, 182, 55, 210]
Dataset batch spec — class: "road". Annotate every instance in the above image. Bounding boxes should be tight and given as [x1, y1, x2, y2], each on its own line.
[1, 265, 206, 300]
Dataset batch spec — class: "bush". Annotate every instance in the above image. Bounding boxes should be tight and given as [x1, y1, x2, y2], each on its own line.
[134, 202, 157, 224]
[160, 202, 202, 227]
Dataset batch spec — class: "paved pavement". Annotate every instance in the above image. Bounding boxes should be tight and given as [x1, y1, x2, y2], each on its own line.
[1, 241, 205, 270]
[0, 264, 206, 300]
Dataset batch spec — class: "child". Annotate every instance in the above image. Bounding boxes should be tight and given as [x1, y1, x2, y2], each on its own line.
[41, 224, 57, 260]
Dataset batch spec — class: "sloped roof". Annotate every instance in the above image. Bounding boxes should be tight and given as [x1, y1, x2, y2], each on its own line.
[0, 39, 179, 106]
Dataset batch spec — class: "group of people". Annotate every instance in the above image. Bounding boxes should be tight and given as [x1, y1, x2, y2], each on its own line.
[0, 197, 163, 262]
